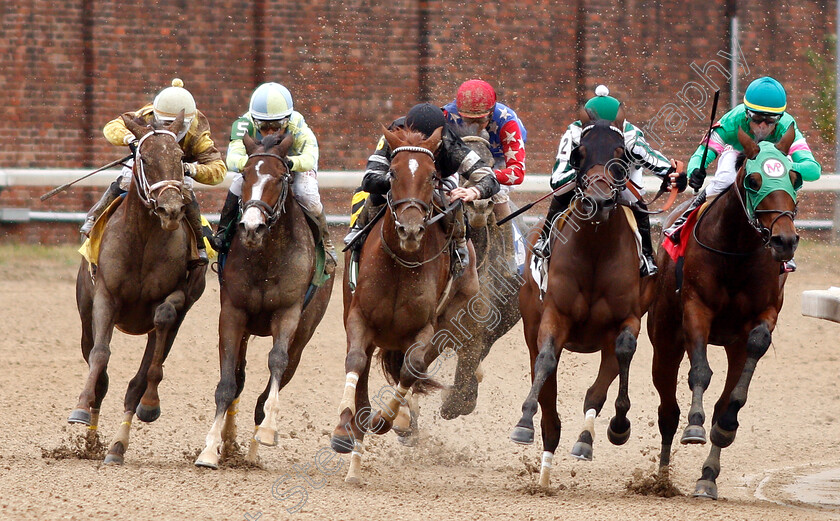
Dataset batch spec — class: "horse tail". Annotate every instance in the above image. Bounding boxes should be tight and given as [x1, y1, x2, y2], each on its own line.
[376, 350, 444, 395]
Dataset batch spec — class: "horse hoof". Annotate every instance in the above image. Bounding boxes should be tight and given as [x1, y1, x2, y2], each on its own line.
[68, 409, 91, 426]
[607, 421, 631, 446]
[680, 425, 707, 445]
[135, 403, 161, 423]
[330, 435, 354, 454]
[570, 441, 593, 461]
[103, 453, 124, 465]
[195, 448, 220, 470]
[510, 425, 535, 445]
[692, 479, 718, 499]
[709, 424, 737, 448]
[396, 432, 418, 447]
[254, 427, 278, 447]
[368, 411, 393, 435]
[345, 474, 361, 485]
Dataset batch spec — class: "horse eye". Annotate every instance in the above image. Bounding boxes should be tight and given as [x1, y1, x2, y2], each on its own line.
[747, 174, 761, 190]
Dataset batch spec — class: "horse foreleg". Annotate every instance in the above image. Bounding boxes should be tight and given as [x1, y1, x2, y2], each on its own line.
[651, 332, 686, 478]
[440, 335, 483, 420]
[536, 359, 561, 488]
[343, 344, 374, 484]
[255, 306, 302, 447]
[571, 345, 619, 461]
[332, 308, 373, 456]
[197, 307, 247, 469]
[694, 323, 771, 500]
[607, 324, 639, 446]
[511, 310, 567, 446]
[69, 292, 117, 426]
[682, 302, 714, 445]
[137, 290, 186, 423]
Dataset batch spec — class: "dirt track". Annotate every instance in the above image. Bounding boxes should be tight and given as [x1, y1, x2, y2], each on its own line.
[1, 243, 840, 521]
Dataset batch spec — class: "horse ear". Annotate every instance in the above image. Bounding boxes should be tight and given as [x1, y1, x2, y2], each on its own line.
[383, 125, 401, 152]
[166, 109, 186, 137]
[737, 127, 760, 160]
[277, 131, 295, 157]
[121, 113, 152, 139]
[776, 124, 796, 156]
[613, 104, 626, 127]
[243, 134, 259, 155]
[422, 126, 444, 154]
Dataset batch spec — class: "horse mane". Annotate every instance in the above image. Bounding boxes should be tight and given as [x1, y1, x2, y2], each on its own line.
[391, 127, 430, 147]
[735, 152, 747, 172]
[259, 133, 284, 152]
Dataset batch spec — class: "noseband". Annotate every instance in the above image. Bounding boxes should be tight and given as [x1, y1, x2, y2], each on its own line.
[387, 146, 438, 226]
[240, 152, 292, 227]
[133, 129, 185, 210]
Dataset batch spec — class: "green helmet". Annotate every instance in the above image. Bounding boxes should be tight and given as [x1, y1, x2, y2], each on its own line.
[744, 77, 786, 114]
[249, 82, 294, 121]
[583, 85, 621, 121]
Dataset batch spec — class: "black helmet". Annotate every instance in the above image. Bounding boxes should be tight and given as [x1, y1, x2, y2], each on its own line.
[405, 103, 445, 138]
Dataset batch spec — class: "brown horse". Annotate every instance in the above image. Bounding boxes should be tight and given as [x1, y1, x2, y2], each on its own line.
[647, 127, 799, 499]
[511, 118, 644, 488]
[195, 133, 334, 468]
[69, 111, 206, 464]
[330, 127, 481, 483]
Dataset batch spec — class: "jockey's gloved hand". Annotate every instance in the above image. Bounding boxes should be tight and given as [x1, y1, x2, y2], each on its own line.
[125, 136, 139, 155]
[661, 171, 688, 193]
[283, 157, 294, 172]
[183, 162, 199, 178]
[688, 168, 705, 191]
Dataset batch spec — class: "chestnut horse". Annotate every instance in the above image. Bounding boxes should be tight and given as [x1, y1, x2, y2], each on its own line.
[511, 118, 644, 488]
[647, 127, 800, 499]
[330, 127, 481, 483]
[69, 112, 207, 464]
[195, 133, 333, 468]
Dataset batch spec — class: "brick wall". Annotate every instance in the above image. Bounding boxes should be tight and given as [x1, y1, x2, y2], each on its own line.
[2, 0, 837, 243]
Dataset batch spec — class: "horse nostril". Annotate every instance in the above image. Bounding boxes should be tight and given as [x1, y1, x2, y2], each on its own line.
[398, 225, 407, 236]
[417, 225, 425, 236]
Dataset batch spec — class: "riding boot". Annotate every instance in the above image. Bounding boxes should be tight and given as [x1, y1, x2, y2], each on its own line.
[344, 188, 369, 246]
[211, 190, 240, 253]
[664, 191, 707, 244]
[534, 189, 575, 258]
[313, 209, 337, 274]
[453, 205, 470, 275]
[632, 204, 657, 277]
[185, 197, 209, 269]
[492, 200, 511, 224]
[80, 180, 125, 236]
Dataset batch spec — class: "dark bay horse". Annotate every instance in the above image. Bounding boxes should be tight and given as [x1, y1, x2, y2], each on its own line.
[69, 111, 206, 464]
[439, 126, 524, 421]
[647, 127, 800, 499]
[195, 133, 333, 468]
[330, 127, 481, 483]
[511, 118, 645, 488]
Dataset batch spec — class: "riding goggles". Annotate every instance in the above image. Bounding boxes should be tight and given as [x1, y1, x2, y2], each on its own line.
[746, 110, 782, 125]
[254, 117, 289, 132]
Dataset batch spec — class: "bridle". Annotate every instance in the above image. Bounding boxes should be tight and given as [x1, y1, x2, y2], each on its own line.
[240, 152, 292, 227]
[133, 129, 185, 210]
[573, 124, 627, 215]
[380, 145, 454, 268]
[693, 171, 797, 257]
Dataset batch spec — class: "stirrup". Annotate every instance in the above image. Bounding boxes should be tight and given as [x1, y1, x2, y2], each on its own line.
[343, 225, 362, 247]
[454, 244, 470, 274]
[80, 216, 96, 237]
[640, 255, 658, 277]
[189, 249, 209, 269]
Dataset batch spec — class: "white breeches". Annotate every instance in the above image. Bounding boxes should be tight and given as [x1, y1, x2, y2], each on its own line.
[703, 146, 739, 197]
[230, 169, 323, 214]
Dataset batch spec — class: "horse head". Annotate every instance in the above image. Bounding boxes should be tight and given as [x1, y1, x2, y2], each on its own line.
[238, 132, 295, 249]
[572, 112, 627, 224]
[736, 125, 800, 262]
[453, 124, 495, 228]
[122, 110, 188, 231]
[383, 126, 442, 253]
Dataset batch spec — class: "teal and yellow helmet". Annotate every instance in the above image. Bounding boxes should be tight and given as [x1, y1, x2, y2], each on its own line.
[744, 77, 787, 114]
[584, 85, 621, 121]
[249, 82, 294, 121]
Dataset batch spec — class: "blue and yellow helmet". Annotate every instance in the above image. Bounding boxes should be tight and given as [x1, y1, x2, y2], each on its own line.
[744, 77, 787, 114]
[249, 82, 294, 121]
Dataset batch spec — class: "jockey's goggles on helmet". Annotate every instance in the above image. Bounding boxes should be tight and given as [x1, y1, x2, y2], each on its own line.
[746, 110, 781, 125]
[254, 117, 289, 132]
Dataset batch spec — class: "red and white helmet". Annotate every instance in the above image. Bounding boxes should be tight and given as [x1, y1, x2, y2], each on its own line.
[456, 79, 496, 118]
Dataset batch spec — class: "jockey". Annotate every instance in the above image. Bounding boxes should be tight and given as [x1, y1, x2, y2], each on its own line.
[81, 78, 226, 267]
[214, 82, 336, 270]
[665, 76, 821, 272]
[348, 102, 500, 273]
[443, 79, 527, 222]
[541, 85, 686, 277]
